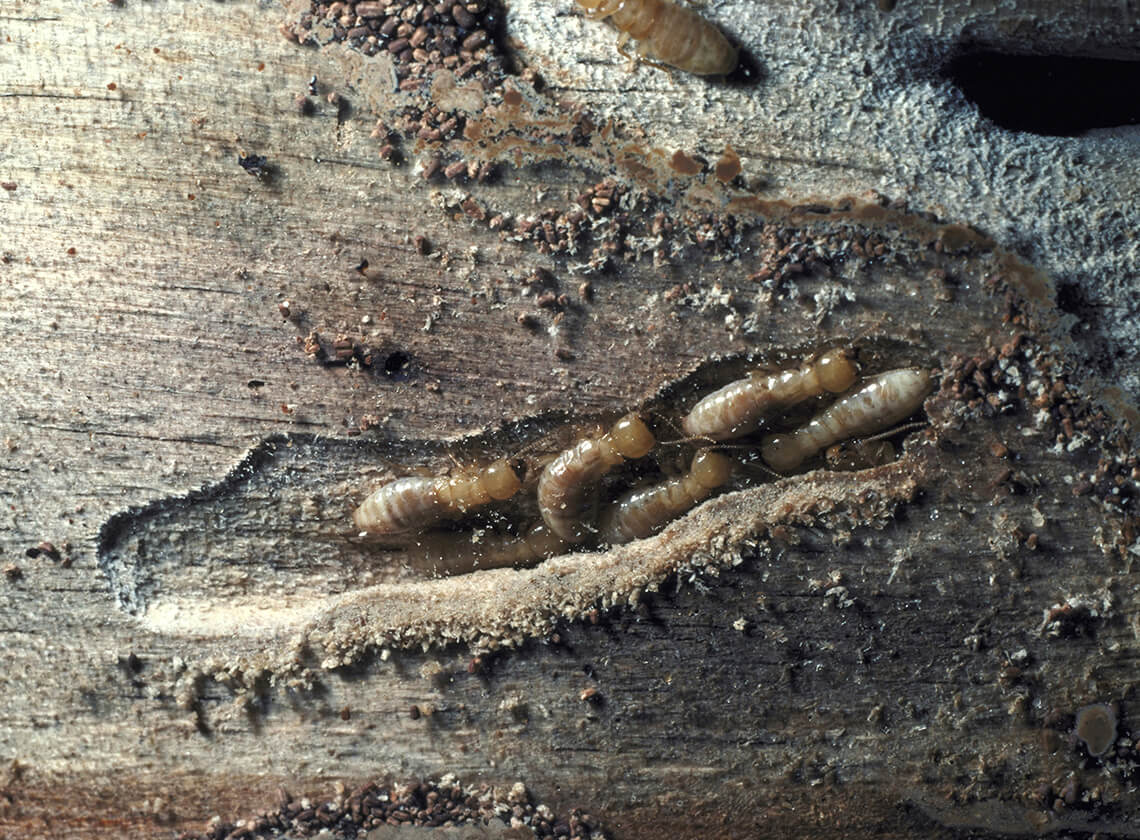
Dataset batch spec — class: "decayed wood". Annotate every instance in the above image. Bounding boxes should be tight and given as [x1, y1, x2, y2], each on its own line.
[1, 0, 1139, 837]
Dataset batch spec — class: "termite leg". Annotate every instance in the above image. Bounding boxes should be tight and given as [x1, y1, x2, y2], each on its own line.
[615, 31, 641, 71]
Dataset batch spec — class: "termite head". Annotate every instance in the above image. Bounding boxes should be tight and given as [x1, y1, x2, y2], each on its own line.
[610, 414, 656, 458]
[692, 449, 733, 488]
[760, 433, 802, 472]
[817, 348, 859, 393]
[484, 458, 523, 500]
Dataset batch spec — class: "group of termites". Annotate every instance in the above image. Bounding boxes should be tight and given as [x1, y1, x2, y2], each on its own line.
[353, 351, 934, 575]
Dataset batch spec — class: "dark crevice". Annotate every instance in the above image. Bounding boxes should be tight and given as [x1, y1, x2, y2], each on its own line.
[944, 50, 1140, 136]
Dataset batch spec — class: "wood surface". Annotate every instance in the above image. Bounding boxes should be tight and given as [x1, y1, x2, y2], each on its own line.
[2, 0, 1139, 838]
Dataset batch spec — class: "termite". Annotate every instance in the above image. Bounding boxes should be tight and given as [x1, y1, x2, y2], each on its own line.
[761, 368, 934, 472]
[575, 0, 738, 76]
[411, 522, 569, 577]
[538, 413, 656, 542]
[600, 448, 733, 545]
[681, 349, 859, 441]
[353, 458, 523, 535]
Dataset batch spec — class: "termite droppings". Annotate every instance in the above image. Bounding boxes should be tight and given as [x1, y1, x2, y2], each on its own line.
[333, 336, 355, 361]
[1060, 777, 1081, 807]
[1074, 703, 1117, 756]
[26, 541, 61, 561]
[303, 331, 323, 358]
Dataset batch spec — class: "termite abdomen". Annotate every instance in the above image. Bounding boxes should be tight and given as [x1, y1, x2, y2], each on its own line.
[353, 458, 523, 535]
[682, 349, 858, 441]
[601, 449, 733, 544]
[538, 413, 656, 542]
[762, 368, 933, 472]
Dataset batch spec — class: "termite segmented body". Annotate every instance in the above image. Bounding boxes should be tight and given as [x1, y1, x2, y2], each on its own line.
[353, 458, 522, 535]
[682, 349, 859, 441]
[538, 413, 656, 542]
[601, 449, 733, 545]
[413, 523, 568, 577]
[575, 0, 738, 76]
[761, 368, 934, 472]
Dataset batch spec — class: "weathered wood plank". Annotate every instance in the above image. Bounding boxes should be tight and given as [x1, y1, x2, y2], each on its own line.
[2, 0, 1139, 837]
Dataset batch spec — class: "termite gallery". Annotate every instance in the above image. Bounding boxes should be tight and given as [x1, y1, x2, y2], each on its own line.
[353, 359, 934, 573]
[574, 0, 738, 76]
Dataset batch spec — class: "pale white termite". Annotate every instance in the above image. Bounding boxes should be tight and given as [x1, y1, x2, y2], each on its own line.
[537, 413, 656, 542]
[353, 459, 522, 535]
[761, 369, 934, 472]
[575, 0, 738, 76]
[681, 349, 859, 441]
[600, 449, 733, 545]
[412, 522, 569, 577]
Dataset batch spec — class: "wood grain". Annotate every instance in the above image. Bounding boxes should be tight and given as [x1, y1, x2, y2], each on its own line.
[2, 0, 1138, 837]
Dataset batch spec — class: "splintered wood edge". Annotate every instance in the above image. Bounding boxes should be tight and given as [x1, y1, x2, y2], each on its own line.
[297, 451, 927, 670]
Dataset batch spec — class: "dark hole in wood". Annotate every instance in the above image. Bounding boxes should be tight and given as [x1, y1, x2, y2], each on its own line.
[944, 51, 1140, 136]
[383, 350, 412, 378]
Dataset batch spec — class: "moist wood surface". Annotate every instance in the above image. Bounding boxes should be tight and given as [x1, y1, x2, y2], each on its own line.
[2, 0, 1139, 838]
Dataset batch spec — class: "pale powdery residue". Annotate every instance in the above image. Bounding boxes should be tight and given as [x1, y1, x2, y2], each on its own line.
[141, 598, 324, 639]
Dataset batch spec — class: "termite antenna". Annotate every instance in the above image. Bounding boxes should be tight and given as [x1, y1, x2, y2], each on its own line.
[735, 458, 784, 479]
[657, 434, 717, 446]
[848, 318, 889, 350]
[857, 421, 928, 445]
